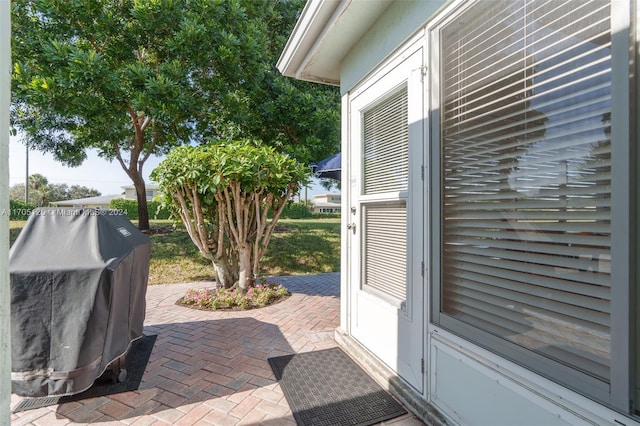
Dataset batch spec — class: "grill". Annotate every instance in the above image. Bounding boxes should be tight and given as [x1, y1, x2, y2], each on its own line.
[9, 208, 150, 397]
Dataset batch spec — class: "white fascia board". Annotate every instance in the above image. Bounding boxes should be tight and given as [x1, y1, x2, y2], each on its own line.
[277, 0, 346, 85]
[277, 0, 394, 86]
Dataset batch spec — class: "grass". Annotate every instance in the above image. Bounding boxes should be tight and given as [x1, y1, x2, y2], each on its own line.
[9, 218, 341, 285]
[9, 221, 26, 245]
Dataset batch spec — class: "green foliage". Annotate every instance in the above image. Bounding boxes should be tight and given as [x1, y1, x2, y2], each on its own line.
[311, 212, 341, 219]
[203, 0, 341, 164]
[275, 202, 312, 219]
[10, 0, 340, 228]
[8, 199, 35, 220]
[109, 199, 137, 218]
[152, 140, 309, 208]
[109, 198, 171, 220]
[151, 140, 310, 289]
[9, 174, 49, 206]
[8, 176, 101, 207]
[65, 184, 101, 200]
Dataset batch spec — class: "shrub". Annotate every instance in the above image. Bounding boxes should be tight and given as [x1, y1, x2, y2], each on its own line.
[278, 202, 312, 219]
[152, 140, 309, 291]
[311, 212, 340, 219]
[9, 199, 36, 220]
[110, 198, 172, 220]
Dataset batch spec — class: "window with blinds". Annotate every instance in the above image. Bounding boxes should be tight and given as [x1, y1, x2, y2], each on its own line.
[363, 88, 409, 195]
[363, 203, 407, 302]
[439, 0, 612, 383]
[361, 86, 409, 303]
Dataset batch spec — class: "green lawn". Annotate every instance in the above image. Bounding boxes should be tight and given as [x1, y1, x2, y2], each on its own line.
[9, 218, 341, 285]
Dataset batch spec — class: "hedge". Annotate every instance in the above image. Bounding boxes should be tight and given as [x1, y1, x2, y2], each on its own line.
[311, 212, 340, 219]
[8, 199, 36, 220]
[268, 203, 340, 219]
[109, 198, 172, 220]
[107, 198, 336, 221]
[279, 202, 313, 219]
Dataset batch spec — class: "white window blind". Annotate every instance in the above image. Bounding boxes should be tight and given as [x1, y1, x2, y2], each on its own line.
[361, 86, 409, 302]
[363, 88, 408, 195]
[440, 0, 612, 382]
[363, 203, 407, 302]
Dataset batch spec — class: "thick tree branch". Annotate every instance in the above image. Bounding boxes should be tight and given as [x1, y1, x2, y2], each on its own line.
[174, 188, 211, 259]
[223, 186, 240, 243]
[139, 115, 152, 132]
[139, 119, 157, 167]
[112, 142, 129, 176]
[259, 186, 295, 261]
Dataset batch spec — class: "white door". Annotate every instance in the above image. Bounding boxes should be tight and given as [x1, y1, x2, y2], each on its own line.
[348, 45, 424, 392]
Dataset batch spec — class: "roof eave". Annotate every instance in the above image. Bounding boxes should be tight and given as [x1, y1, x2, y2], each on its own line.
[277, 0, 346, 86]
[278, 0, 395, 86]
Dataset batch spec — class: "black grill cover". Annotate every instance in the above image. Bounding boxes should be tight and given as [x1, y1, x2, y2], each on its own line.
[9, 208, 150, 397]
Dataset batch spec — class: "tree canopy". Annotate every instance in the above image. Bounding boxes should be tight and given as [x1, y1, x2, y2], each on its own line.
[9, 173, 101, 206]
[11, 0, 340, 230]
[152, 140, 308, 291]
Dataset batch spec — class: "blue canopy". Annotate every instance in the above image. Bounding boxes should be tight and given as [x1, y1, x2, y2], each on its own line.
[310, 152, 341, 180]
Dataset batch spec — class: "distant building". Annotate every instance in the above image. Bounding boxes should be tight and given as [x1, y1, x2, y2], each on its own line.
[50, 194, 123, 209]
[311, 193, 341, 214]
[122, 184, 159, 201]
[51, 184, 160, 209]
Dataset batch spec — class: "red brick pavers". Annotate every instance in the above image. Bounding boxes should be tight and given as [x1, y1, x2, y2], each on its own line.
[10, 273, 421, 425]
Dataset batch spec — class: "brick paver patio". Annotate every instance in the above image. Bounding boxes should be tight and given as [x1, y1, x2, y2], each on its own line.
[10, 273, 423, 425]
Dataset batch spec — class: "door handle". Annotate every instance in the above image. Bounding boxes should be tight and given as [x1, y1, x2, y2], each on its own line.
[347, 223, 356, 232]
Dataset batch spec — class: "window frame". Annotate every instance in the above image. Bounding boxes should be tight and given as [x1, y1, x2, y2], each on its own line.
[428, 0, 636, 414]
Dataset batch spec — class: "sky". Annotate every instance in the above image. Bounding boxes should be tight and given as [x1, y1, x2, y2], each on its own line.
[8, 135, 333, 201]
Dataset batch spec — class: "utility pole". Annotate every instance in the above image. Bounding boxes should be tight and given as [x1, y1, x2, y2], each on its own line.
[25, 142, 28, 203]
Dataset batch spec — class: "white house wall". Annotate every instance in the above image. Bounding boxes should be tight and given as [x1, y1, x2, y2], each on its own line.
[339, 0, 446, 96]
[337, 0, 640, 425]
[430, 329, 640, 425]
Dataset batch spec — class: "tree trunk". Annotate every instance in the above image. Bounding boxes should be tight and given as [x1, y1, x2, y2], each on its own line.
[212, 258, 234, 289]
[131, 173, 149, 231]
[120, 107, 154, 231]
[237, 244, 253, 292]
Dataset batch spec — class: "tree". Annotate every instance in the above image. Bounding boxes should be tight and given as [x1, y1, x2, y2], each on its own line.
[197, 0, 341, 164]
[9, 176, 101, 205]
[45, 183, 101, 201]
[8, 184, 27, 203]
[28, 173, 48, 192]
[10, 0, 260, 230]
[151, 140, 308, 291]
[11, 0, 340, 230]
[66, 185, 101, 200]
[26, 173, 47, 205]
[44, 183, 69, 203]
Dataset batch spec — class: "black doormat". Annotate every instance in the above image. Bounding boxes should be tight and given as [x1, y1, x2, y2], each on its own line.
[12, 334, 157, 413]
[268, 347, 407, 426]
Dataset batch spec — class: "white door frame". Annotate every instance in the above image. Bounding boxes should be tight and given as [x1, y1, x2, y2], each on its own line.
[346, 39, 425, 392]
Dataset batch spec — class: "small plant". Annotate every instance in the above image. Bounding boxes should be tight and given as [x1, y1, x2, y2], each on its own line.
[178, 281, 290, 310]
